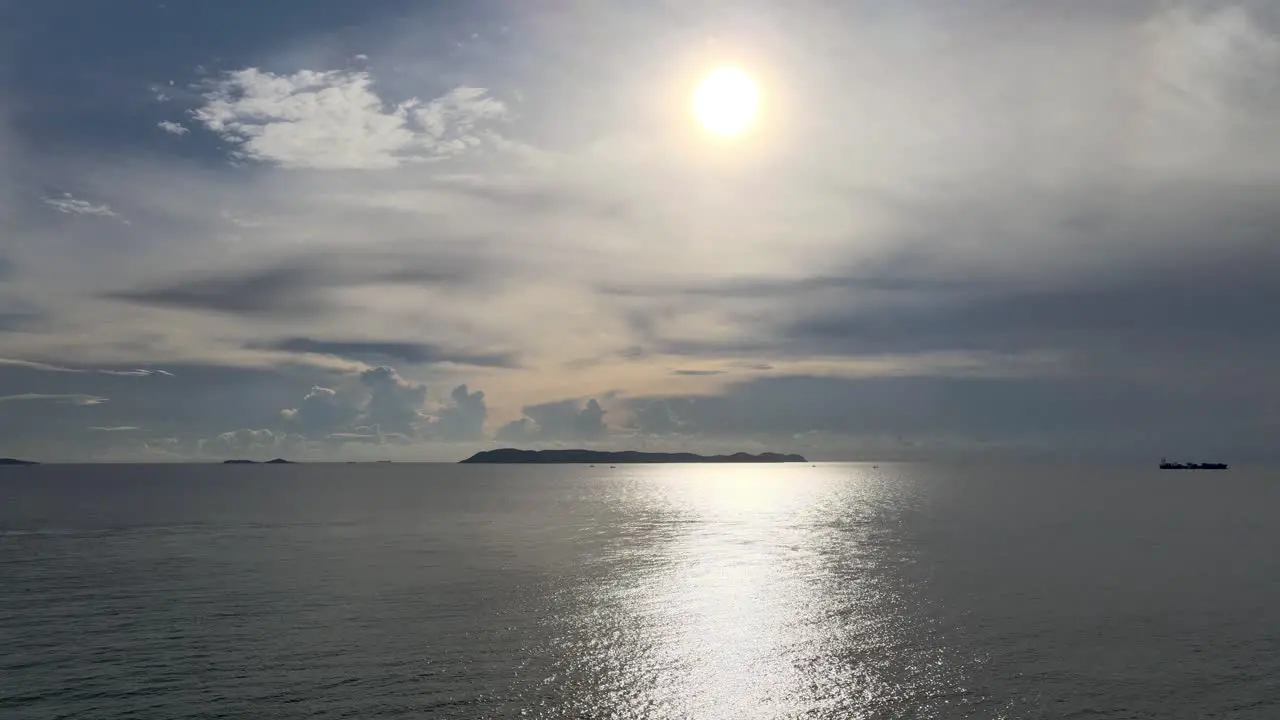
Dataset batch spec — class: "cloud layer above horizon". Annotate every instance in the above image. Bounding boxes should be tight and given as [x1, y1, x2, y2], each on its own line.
[2, 0, 1279, 461]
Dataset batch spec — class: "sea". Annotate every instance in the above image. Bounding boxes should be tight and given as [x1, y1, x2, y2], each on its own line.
[1, 463, 1277, 719]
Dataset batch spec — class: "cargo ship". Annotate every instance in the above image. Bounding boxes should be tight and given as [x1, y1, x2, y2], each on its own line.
[1159, 458, 1228, 470]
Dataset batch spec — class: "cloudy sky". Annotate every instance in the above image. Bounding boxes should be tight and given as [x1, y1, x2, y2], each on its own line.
[1, 0, 1278, 462]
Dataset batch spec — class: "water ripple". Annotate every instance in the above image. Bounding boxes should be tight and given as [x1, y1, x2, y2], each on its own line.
[2, 463, 1278, 718]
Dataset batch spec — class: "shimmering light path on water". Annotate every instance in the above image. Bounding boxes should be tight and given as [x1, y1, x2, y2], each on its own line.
[2, 463, 1278, 718]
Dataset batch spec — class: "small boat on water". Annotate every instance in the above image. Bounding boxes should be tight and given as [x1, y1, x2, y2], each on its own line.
[1159, 458, 1228, 470]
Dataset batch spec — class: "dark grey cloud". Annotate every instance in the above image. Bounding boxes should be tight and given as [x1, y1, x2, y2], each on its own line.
[434, 384, 487, 441]
[494, 418, 534, 443]
[0, 358, 474, 459]
[0, 293, 41, 333]
[278, 367, 490, 442]
[280, 385, 360, 438]
[0, 362, 336, 460]
[598, 265, 981, 301]
[262, 337, 518, 368]
[359, 366, 428, 436]
[625, 373, 1275, 460]
[628, 398, 683, 436]
[610, 177, 1280, 399]
[672, 369, 725, 376]
[109, 265, 321, 317]
[495, 398, 608, 443]
[788, 261, 1280, 354]
[0, 313, 39, 332]
[104, 252, 488, 317]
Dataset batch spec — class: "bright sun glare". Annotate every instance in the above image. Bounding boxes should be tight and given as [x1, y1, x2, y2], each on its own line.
[692, 66, 760, 139]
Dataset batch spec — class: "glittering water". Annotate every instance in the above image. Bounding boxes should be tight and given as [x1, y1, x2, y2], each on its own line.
[2, 463, 1278, 718]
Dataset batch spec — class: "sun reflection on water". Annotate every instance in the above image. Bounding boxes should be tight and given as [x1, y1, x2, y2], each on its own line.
[538, 464, 977, 719]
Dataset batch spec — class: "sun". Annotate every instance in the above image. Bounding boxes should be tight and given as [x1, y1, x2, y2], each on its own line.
[691, 66, 760, 139]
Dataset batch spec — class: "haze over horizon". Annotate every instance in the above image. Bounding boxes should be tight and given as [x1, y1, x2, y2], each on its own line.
[2, 0, 1278, 462]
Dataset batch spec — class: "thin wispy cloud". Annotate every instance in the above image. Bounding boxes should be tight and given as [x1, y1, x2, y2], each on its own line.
[42, 193, 121, 219]
[0, 394, 108, 406]
[0, 359, 173, 377]
[99, 369, 175, 377]
[0, 359, 83, 373]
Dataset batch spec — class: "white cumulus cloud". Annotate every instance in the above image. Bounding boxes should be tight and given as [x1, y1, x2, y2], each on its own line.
[192, 68, 510, 169]
[157, 120, 189, 136]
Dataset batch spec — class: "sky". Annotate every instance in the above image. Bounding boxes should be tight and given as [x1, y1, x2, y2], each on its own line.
[1, 0, 1278, 462]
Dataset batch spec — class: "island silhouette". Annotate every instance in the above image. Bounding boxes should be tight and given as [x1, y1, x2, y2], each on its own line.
[222, 458, 295, 464]
[0, 458, 38, 466]
[460, 449, 807, 464]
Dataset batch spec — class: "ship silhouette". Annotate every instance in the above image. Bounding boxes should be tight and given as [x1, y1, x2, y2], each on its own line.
[1159, 457, 1228, 470]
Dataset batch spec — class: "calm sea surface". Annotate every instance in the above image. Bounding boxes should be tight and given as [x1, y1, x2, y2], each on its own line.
[1, 463, 1278, 719]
